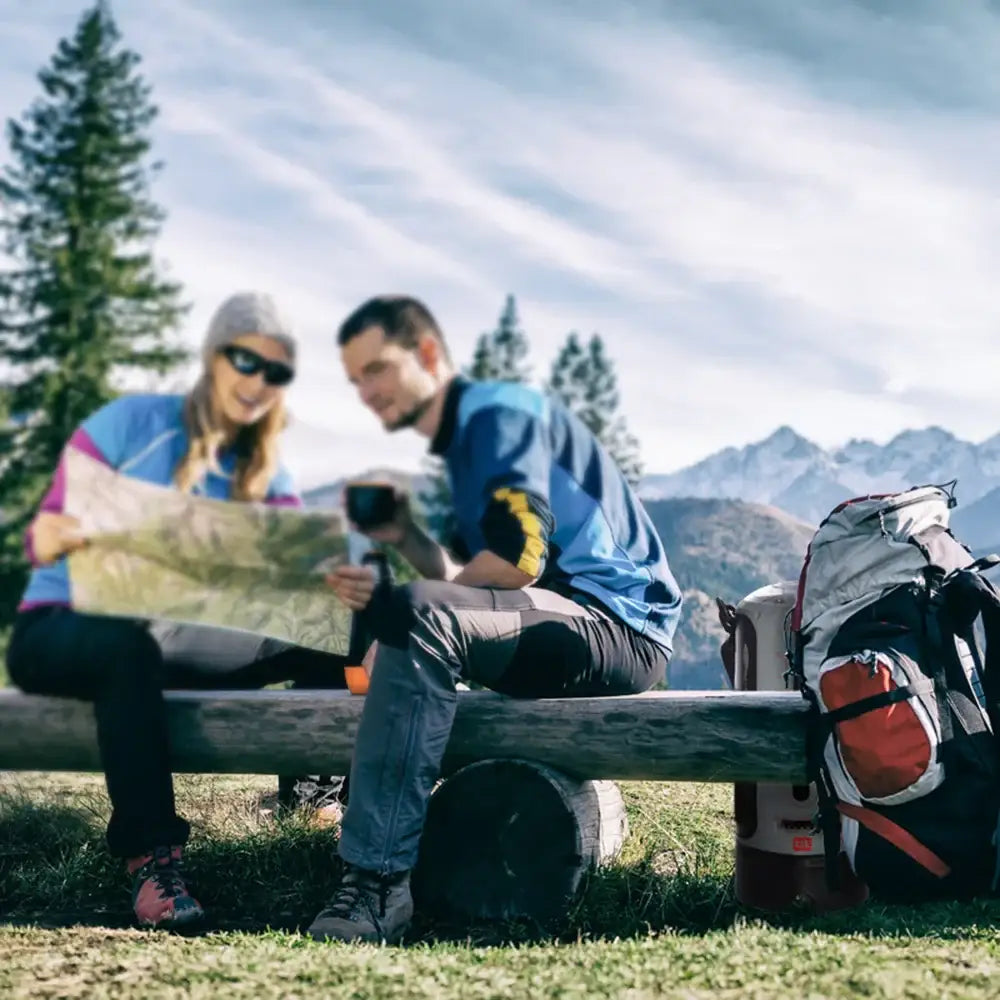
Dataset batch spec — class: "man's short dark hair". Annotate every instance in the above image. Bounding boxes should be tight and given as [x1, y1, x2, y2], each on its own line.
[337, 295, 450, 361]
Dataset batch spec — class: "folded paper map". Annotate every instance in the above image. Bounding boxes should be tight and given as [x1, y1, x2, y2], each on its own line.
[63, 447, 353, 653]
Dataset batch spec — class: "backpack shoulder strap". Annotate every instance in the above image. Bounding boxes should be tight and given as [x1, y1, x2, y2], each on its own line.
[940, 561, 1000, 710]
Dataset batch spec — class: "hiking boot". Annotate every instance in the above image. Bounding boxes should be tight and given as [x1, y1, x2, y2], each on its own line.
[128, 845, 204, 931]
[307, 864, 413, 943]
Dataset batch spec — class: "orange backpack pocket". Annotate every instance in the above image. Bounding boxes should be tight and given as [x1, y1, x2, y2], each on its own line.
[818, 651, 942, 805]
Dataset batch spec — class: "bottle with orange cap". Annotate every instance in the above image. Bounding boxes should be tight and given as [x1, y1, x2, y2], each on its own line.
[344, 550, 392, 695]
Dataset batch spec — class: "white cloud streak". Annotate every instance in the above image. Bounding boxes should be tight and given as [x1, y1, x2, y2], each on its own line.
[2, 0, 999, 484]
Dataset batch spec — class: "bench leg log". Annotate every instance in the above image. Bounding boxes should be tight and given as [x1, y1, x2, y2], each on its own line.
[413, 759, 628, 922]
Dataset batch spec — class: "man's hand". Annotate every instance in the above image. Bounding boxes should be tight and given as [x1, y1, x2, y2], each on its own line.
[347, 490, 463, 582]
[326, 564, 378, 611]
[29, 513, 87, 565]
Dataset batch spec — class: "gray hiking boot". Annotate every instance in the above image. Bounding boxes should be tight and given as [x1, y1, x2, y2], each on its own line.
[307, 864, 413, 944]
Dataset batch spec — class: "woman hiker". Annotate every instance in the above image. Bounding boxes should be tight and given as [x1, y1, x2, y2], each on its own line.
[4, 291, 376, 931]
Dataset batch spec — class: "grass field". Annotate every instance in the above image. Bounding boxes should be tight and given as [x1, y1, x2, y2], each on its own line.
[4, 772, 1000, 998]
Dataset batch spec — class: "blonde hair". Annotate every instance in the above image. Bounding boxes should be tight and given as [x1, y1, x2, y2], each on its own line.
[174, 292, 295, 501]
[174, 372, 288, 501]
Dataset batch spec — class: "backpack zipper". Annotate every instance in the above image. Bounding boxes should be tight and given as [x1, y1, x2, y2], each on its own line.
[858, 491, 950, 524]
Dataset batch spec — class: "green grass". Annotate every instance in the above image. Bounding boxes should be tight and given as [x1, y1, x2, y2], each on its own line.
[3, 773, 1000, 998]
[0, 626, 9, 686]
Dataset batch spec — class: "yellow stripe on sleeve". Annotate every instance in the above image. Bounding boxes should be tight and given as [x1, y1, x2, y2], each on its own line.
[494, 488, 545, 577]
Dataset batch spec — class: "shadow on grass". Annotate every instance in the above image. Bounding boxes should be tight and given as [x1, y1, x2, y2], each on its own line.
[0, 793, 128, 927]
[4, 797, 1000, 945]
[0, 791, 344, 932]
[413, 857, 1000, 947]
[565, 855, 1000, 946]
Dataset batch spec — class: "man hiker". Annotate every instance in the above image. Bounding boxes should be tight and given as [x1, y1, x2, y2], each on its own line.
[309, 294, 682, 943]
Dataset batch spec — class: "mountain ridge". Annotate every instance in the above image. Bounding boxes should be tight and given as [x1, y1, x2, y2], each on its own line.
[639, 423, 1000, 535]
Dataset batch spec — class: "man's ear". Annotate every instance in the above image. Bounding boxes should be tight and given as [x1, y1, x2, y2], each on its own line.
[417, 333, 441, 374]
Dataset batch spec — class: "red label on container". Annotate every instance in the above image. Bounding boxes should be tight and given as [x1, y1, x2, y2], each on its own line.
[792, 836, 814, 853]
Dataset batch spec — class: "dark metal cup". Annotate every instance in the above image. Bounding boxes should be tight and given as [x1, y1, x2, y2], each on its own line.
[344, 482, 398, 530]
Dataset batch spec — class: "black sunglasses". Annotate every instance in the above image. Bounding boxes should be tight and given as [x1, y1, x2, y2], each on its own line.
[220, 345, 295, 387]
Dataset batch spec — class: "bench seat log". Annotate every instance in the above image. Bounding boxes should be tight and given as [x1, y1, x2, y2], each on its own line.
[0, 688, 809, 783]
[414, 761, 629, 920]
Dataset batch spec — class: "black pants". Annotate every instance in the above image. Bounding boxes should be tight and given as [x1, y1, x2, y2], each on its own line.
[6, 606, 347, 858]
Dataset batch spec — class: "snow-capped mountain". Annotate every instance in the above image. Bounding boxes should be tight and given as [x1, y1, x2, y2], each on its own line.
[640, 425, 1000, 530]
[639, 426, 838, 507]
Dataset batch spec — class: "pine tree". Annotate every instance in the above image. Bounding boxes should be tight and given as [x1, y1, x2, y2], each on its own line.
[415, 458, 458, 547]
[419, 295, 532, 543]
[466, 294, 531, 383]
[0, 2, 188, 623]
[546, 331, 587, 416]
[548, 332, 643, 487]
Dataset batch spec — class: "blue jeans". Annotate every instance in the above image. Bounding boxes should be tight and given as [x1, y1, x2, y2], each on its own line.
[338, 581, 669, 874]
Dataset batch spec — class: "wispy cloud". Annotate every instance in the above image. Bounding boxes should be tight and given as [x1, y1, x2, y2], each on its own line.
[158, 0, 673, 301]
[158, 97, 489, 290]
[2, 0, 999, 485]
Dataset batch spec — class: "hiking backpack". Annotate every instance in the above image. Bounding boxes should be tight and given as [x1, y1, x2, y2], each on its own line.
[788, 483, 1000, 902]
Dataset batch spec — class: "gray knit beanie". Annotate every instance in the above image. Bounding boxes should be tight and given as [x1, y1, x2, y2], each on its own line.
[202, 292, 297, 366]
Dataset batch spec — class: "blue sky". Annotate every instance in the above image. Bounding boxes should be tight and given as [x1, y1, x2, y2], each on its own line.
[2, 1, 999, 487]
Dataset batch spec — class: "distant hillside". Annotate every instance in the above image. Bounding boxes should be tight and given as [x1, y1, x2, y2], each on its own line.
[645, 497, 814, 602]
[643, 497, 814, 690]
[952, 486, 1000, 557]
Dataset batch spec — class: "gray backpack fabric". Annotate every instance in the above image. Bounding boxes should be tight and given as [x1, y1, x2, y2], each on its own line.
[789, 484, 1000, 901]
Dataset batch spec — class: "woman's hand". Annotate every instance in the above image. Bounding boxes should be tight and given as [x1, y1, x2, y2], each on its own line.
[326, 564, 378, 611]
[29, 513, 87, 565]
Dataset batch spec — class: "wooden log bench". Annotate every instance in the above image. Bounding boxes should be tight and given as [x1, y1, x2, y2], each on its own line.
[0, 688, 809, 921]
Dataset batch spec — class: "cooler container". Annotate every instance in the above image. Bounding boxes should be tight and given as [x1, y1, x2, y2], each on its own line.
[732, 581, 868, 911]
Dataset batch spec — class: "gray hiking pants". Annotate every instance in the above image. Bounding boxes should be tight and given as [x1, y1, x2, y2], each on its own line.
[337, 580, 669, 874]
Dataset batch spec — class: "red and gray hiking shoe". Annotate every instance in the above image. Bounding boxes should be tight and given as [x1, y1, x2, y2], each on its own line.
[128, 845, 204, 931]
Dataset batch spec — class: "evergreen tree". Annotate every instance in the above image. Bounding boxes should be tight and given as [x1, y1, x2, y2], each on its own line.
[0, 2, 188, 623]
[419, 295, 532, 542]
[415, 457, 457, 547]
[466, 294, 531, 383]
[546, 331, 587, 415]
[548, 332, 643, 487]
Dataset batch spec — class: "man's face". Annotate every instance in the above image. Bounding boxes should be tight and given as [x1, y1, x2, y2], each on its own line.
[341, 325, 439, 431]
